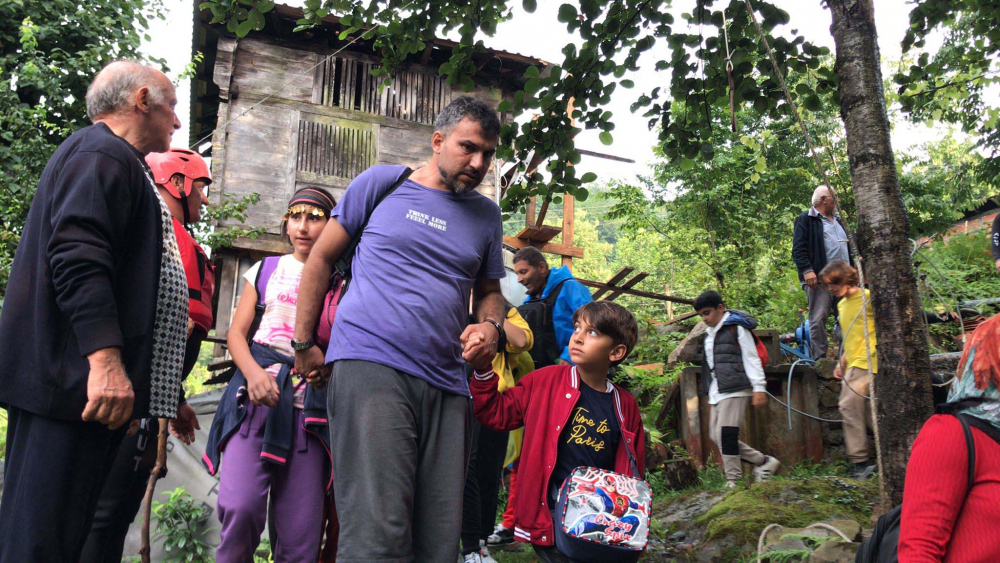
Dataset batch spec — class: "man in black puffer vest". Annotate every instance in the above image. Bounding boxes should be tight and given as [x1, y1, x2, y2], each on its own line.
[694, 291, 781, 487]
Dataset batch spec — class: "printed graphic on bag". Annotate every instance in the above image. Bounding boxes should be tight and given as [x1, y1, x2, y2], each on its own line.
[560, 467, 651, 549]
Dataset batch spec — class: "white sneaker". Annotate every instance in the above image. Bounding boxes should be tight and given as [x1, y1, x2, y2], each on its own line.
[753, 456, 781, 482]
[487, 524, 515, 545]
[479, 545, 498, 563]
[463, 552, 483, 563]
[725, 480, 738, 489]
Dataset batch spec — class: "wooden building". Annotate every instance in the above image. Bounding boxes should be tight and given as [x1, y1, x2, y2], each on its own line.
[189, 3, 545, 341]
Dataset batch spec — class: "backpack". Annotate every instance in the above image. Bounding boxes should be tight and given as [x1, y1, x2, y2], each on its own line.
[854, 412, 976, 563]
[516, 278, 569, 368]
[729, 325, 770, 366]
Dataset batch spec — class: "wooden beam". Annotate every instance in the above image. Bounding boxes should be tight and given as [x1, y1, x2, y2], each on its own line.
[514, 224, 562, 243]
[535, 199, 551, 228]
[577, 278, 695, 304]
[420, 44, 434, 65]
[664, 310, 699, 324]
[576, 148, 636, 163]
[604, 272, 649, 302]
[503, 236, 584, 258]
[591, 267, 635, 300]
[562, 193, 575, 268]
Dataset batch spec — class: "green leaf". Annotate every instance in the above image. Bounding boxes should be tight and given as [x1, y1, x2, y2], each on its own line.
[557, 4, 578, 24]
[523, 0, 537, 13]
[524, 65, 539, 79]
[581, 172, 597, 183]
[803, 95, 822, 111]
[599, 131, 613, 145]
[680, 158, 694, 170]
[498, 99, 513, 113]
[751, 172, 761, 182]
[620, 79, 634, 88]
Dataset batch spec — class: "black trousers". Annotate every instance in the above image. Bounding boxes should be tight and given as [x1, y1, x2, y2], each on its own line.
[460, 418, 509, 554]
[0, 406, 126, 563]
[77, 328, 205, 563]
[78, 418, 160, 563]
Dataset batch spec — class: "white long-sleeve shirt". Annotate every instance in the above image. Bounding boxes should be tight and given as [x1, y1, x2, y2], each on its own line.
[704, 312, 766, 405]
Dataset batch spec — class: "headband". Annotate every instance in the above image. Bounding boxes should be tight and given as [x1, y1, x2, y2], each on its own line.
[284, 187, 335, 220]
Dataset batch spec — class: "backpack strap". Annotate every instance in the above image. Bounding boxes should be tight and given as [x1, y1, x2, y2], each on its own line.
[613, 387, 642, 480]
[333, 167, 413, 298]
[956, 414, 977, 495]
[247, 256, 280, 343]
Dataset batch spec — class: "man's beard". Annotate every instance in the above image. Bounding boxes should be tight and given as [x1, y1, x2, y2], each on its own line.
[438, 164, 479, 195]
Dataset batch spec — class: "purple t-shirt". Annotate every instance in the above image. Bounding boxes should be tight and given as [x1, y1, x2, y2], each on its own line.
[326, 165, 505, 395]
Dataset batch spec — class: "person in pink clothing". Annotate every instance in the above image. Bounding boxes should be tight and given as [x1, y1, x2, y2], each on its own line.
[204, 187, 338, 563]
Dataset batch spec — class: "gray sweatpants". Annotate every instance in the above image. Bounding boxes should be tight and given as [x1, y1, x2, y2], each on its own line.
[709, 397, 766, 482]
[328, 360, 473, 562]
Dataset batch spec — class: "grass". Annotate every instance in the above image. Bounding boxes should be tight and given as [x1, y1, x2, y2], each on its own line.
[697, 475, 877, 545]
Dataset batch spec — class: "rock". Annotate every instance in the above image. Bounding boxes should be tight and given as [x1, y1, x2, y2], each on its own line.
[759, 536, 810, 561]
[929, 352, 961, 375]
[667, 321, 708, 367]
[807, 540, 861, 562]
[669, 531, 687, 542]
[822, 519, 863, 542]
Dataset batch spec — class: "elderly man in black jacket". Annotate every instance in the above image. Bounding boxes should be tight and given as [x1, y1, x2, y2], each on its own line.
[792, 186, 852, 360]
[0, 61, 187, 563]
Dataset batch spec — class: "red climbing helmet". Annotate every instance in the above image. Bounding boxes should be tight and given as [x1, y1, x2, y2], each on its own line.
[145, 148, 211, 200]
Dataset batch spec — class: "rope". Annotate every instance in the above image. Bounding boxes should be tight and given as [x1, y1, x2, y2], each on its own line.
[188, 0, 418, 152]
[722, 8, 737, 132]
[806, 522, 853, 542]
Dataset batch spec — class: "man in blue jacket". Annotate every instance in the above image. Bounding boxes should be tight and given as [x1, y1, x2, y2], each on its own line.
[513, 246, 594, 368]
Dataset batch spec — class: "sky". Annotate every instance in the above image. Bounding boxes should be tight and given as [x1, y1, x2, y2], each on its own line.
[144, 0, 953, 185]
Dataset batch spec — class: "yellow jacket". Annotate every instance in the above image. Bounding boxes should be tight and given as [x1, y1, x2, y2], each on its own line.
[493, 307, 534, 392]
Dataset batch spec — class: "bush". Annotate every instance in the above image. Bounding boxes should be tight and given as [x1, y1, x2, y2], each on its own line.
[152, 487, 213, 562]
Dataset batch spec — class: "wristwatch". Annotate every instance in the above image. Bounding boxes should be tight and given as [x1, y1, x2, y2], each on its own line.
[483, 319, 503, 340]
[290, 338, 314, 351]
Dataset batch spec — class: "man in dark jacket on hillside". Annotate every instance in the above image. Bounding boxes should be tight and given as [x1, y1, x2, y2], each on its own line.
[0, 61, 186, 563]
[792, 186, 852, 360]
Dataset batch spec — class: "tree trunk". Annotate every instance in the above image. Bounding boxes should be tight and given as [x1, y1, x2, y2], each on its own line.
[828, 0, 934, 506]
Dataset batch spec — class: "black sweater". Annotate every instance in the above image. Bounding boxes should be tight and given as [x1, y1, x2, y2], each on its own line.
[0, 124, 164, 420]
[792, 208, 853, 282]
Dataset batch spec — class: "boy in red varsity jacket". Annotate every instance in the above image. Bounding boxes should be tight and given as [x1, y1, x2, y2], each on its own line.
[468, 301, 645, 563]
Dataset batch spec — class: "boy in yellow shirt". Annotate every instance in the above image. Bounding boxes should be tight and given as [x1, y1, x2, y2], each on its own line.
[819, 259, 876, 479]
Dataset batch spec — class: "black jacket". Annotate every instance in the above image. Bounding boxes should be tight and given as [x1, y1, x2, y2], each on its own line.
[792, 207, 853, 282]
[0, 123, 164, 421]
[699, 310, 759, 396]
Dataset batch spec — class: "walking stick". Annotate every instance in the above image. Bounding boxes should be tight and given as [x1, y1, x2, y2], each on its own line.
[139, 418, 169, 563]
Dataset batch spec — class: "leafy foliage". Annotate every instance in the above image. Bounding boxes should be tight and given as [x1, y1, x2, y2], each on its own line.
[0, 0, 164, 295]
[195, 0, 837, 214]
[152, 487, 213, 562]
[896, 0, 1000, 184]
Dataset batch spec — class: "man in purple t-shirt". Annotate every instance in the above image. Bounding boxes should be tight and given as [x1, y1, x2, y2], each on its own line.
[294, 96, 506, 562]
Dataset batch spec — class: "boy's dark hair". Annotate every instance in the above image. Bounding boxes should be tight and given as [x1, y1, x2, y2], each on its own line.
[819, 259, 859, 287]
[693, 290, 724, 311]
[512, 246, 547, 268]
[433, 96, 501, 141]
[572, 301, 639, 366]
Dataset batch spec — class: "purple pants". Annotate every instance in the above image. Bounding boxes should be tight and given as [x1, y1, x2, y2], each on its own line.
[217, 404, 327, 563]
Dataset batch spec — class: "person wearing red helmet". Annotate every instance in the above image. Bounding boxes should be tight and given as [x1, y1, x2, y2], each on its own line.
[80, 148, 215, 563]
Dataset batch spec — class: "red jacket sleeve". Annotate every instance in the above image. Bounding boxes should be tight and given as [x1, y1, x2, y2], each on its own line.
[470, 370, 535, 432]
[633, 408, 646, 479]
[898, 415, 970, 563]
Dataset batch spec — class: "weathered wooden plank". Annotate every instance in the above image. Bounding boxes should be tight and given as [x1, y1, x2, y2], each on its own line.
[502, 236, 584, 258]
[604, 272, 649, 302]
[562, 194, 575, 268]
[231, 38, 315, 103]
[591, 267, 635, 300]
